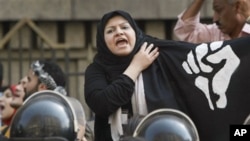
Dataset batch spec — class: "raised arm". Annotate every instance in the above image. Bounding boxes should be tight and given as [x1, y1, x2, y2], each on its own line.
[181, 0, 206, 20]
[173, 0, 220, 43]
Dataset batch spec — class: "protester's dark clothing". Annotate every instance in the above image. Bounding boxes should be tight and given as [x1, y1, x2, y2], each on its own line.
[84, 10, 250, 141]
[85, 68, 135, 141]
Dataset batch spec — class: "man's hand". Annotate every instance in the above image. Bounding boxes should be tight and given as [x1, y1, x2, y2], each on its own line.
[181, 0, 206, 20]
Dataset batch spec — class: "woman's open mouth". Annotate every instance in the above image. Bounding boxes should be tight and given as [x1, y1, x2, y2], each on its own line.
[116, 38, 128, 47]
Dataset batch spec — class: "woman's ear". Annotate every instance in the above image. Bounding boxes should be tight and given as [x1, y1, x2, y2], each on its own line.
[38, 83, 48, 91]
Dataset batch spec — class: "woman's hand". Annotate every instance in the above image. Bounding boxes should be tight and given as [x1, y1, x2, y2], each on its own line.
[132, 42, 159, 71]
[123, 42, 159, 81]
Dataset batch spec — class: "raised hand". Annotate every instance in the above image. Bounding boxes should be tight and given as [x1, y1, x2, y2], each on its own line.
[123, 42, 159, 82]
[132, 42, 159, 71]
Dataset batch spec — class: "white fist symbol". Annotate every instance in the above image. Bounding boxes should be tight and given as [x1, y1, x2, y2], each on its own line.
[182, 41, 240, 110]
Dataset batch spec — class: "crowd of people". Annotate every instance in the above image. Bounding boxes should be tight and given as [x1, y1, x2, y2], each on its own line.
[0, 60, 91, 141]
[1, 0, 250, 141]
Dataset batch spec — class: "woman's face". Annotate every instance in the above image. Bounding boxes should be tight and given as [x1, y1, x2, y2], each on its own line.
[11, 76, 28, 108]
[0, 88, 15, 120]
[104, 15, 136, 56]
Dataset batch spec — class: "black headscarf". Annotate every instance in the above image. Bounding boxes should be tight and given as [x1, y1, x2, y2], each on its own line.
[93, 9, 189, 112]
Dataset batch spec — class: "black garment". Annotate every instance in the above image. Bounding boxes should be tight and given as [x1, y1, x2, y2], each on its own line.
[84, 10, 250, 141]
[85, 67, 135, 141]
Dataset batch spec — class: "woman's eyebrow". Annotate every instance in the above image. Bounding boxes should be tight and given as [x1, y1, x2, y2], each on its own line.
[106, 21, 129, 28]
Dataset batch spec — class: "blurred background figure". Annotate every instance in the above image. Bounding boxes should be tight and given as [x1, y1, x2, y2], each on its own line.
[0, 76, 28, 140]
[0, 85, 17, 138]
[23, 60, 66, 100]
[10, 77, 27, 109]
[173, 0, 250, 43]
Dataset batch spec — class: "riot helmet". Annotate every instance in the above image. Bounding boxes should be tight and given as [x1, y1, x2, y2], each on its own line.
[244, 114, 250, 124]
[9, 90, 86, 141]
[133, 108, 199, 141]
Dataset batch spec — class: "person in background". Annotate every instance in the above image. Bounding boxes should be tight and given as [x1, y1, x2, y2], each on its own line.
[10, 77, 27, 109]
[0, 61, 88, 141]
[0, 85, 17, 137]
[0, 77, 27, 140]
[173, 0, 250, 43]
[23, 59, 67, 100]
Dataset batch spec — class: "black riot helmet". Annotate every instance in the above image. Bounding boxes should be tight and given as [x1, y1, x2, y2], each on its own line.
[9, 90, 86, 141]
[133, 109, 199, 141]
